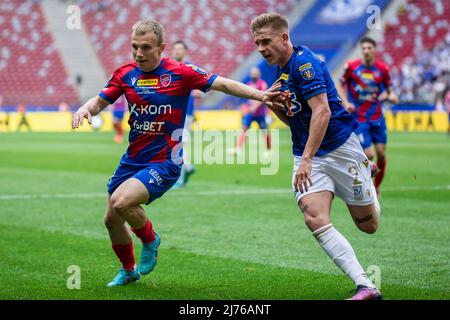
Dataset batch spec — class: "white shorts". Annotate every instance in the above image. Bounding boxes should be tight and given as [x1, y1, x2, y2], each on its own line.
[292, 133, 376, 206]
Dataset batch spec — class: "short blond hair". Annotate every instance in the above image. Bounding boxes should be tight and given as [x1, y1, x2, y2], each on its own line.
[131, 20, 164, 45]
[250, 13, 289, 33]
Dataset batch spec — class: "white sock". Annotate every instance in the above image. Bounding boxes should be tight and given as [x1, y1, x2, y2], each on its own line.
[313, 224, 375, 288]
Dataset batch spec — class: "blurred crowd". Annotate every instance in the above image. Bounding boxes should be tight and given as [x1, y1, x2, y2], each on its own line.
[391, 33, 450, 108]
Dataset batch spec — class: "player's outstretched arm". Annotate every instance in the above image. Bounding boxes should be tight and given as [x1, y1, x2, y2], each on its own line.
[210, 76, 283, 107]
[72, 95, 110, 129]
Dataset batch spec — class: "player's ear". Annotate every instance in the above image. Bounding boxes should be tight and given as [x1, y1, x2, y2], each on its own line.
[159, 43, 166, 54]
[281, 32, 289, 44]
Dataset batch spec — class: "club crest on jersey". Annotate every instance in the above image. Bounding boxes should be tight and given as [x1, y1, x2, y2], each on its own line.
[299, 63, 315, 81]
[160, 74, 171, 87]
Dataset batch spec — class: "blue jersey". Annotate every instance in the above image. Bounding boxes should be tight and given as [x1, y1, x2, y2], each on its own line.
[276, 46, 358, 157]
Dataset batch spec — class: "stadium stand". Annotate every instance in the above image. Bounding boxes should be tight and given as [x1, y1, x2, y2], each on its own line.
[78, 0, 299, 76]
[380, 0, 450, 105]
[380, 0, 449, 68]
[390, 34, 450, 105]
[0, 0, 79, 107]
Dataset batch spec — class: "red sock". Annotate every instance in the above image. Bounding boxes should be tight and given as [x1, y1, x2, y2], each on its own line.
[113, 122, 123, 136]
[266, 133, 271, 150]
[374, 157, 386, 189]
[237, 130, 246, 149]
[131, 219, 155, 244]
[112, 243, 135, 271]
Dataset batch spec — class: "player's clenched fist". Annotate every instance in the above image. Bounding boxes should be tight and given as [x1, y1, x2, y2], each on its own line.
[72, 107, 92, 129]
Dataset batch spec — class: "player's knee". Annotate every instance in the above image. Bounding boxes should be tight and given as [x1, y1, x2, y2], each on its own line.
[109, 193, 132, 213]
[303, 212, 329, 232]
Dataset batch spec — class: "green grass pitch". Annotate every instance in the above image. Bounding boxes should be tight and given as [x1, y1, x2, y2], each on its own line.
[0, 130, 449, 299]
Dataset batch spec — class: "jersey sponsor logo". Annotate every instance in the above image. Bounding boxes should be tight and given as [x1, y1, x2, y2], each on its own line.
[137, 79, 159, 86]
[132, 120, 165, 134]
[160, 74, 172, 87]
[131, 77, 138, 86]
[278, 73, 289, 81]
[299, 63, 315, 80]
[361, 72, 374, 80]
[149, 169, 163, 186]
[130, 103, 172, 116]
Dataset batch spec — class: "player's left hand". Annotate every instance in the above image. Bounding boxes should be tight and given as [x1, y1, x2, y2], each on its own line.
[262, 81, 285, 108]
[294, 158, 313, 193]
[388, 92, 399, 104]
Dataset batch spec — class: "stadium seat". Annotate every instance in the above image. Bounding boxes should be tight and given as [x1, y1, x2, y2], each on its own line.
[0, 1, 79, 106]
[79, 0, 299, 76]
[380, 0, 449, 67]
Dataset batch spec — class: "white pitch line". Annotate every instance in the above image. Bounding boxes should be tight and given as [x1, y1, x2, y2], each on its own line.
[0, 185, 449, 201]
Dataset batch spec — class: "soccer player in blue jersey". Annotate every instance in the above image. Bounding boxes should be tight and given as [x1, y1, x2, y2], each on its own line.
[251, 13, 382, 300]
[339, 37, 399, 195]
[72, 20, 282, 287]
[171, 40, 198, 187]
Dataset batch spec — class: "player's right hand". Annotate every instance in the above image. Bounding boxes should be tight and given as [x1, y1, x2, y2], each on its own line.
[263, 80, 285, 110]
[72, 108, 92, 129]
[344, 102, 355, 113]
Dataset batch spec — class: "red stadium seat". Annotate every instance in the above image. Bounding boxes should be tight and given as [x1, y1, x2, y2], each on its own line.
[380, 0, 449, 67]
[0, 1, 79, 106]
[78, 0, 299, 75]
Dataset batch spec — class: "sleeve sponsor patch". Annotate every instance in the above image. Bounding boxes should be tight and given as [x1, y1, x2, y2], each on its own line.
[299, 63, 315, 80]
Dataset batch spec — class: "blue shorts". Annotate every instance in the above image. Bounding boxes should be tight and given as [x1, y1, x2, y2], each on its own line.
[355, 120, 387, 149]
[113, 110, 125, 121]
[242, 114, 267, 129]
[107, 161, 181, 204]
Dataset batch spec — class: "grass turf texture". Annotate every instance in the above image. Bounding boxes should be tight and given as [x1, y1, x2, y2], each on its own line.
[0, 130, 449, 300]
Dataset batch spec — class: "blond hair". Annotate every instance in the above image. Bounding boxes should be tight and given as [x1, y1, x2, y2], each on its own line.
[250, 13, 289, 33]
[131, 20, 164, 45]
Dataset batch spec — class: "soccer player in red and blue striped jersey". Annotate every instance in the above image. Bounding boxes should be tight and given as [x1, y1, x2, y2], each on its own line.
[72, 20, 282, 287]
[339, 37, 399, 195]
[236, 67, 272, 153]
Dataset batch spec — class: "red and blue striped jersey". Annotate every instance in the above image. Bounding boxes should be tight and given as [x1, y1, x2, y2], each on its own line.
[340, 59, 392, 123]
[99, 58, 217, 165]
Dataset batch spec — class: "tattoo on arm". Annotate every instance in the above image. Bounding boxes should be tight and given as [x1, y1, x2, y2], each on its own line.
[354, 214, 373, 224]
